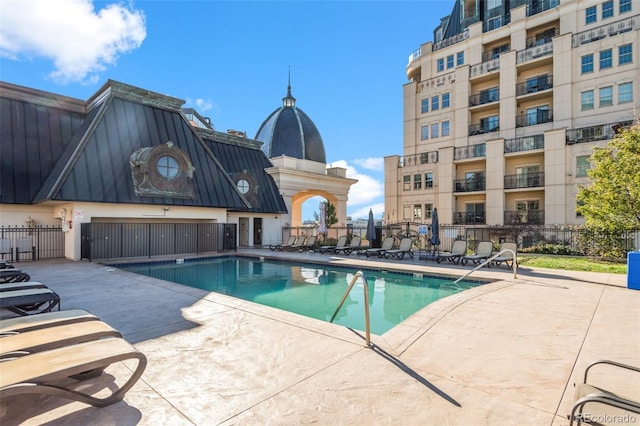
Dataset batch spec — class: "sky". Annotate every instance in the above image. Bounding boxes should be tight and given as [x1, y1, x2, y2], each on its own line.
[0, 0, 454, 221]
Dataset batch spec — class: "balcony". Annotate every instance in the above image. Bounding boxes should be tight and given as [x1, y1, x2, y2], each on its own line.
[566, 120, 633, 145]
[516, 41, 553, 64]
[432, 29, 469, 52]
[526, 0, 559, 16]
[516, 75, 553, 96]
[469, 89, 499, 107]
[454, 178, 486, 193]
[454, 143, 486, 160]
[516, 109, 553, 128]
[483, 13, 510, 32]
[504, 210, 545, 225]
[469, 122, 499, 136]
[469, 58, 500, 78]
[399, 151, 438, 167]
[504, 135, 544, 153]
[572, 15, 639, 47]
[504, 172, 545, 189]
[454, 212, 486, 225]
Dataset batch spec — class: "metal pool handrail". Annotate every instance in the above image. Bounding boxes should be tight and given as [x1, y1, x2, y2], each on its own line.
[453, 248, 518, 284]
[330, 270, 371, 347]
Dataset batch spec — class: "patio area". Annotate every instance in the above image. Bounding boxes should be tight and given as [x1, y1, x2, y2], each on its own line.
[1, 248, 638, 425]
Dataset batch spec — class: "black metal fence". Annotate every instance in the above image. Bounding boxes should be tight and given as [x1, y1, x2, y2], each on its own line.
[0, 226, 65, 261]
[81, 222, 237, 261]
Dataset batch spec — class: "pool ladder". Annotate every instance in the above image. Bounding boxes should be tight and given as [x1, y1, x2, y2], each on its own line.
[330, 270, 371, 347]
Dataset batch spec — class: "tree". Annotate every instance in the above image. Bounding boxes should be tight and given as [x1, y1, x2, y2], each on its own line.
[325, 201, 338, 229]
[577, 125, 640, 230]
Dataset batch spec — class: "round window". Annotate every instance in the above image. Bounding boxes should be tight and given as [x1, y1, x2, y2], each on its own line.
[157, 155, 179, 180]
[236, 178, 250, 194]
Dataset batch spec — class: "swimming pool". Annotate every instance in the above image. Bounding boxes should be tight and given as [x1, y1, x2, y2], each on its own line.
[118, 257, 486, 335]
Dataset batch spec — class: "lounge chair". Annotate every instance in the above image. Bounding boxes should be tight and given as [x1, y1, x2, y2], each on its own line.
[303, 235, 317, 251]
[1, 320, 122, 358]
[288, 236, 308, 251]
[269, 236, 296, 251]
[461, 241, 493, 266]
[364, 237, 394, 258]
[334, 236, 362, 255]
[1, 281, 48, 292]
[319, 235, 347, 254]
[384, 237, 414, 260]
[0, 288, 61, 316]
[0, 268, 31, 283]
[0, 260, 16, 269]
[0, 309, 98, 334]
[436, 240, 467, 264]
[568, 360, 640, 425]
[0, 336, 147, 407]
[0, 238, 12, 262]
[15, 237, 35, 262]
[492, 242, 517, 269]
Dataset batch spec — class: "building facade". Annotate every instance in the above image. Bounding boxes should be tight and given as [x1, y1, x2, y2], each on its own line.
[385, 0, 638, 228]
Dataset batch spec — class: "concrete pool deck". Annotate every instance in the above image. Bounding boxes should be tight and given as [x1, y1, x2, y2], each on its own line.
[1, 249, 638, 425]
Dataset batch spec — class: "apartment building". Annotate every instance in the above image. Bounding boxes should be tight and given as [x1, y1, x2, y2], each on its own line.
[385, 0, 638, 228]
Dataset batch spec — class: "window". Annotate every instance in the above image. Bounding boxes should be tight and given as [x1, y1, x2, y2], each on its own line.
[414, 174, 422, 190]
[437, 58, 444, 72]
[619, 44, 632, 65]
[403, 175, 411, 191]
[456, 51, 464, 66]
[447, 55, 454, 69]
[516, 166, 540, 187]
[516, 200, 540, 222]
[585, 5, 597, 24]
[480, 87, 499, 103]
[425, 173, 434, 188]
[431, 123, 439, 138]
[619, 82, 633, 103]
[599, 86, 613, 106]
[526, 106, 549, 125]
[157, 156, 179, 179]
[421, 125, 429, 140]
[403, 205, 412, 220]
[620, 0, 631, 13]
[465, 203, 485, 224]
[480, 115, 499, 132]
[576, 156, 590, 177]
[425, 203, 433, 219]
[442, 121, 450, 136]
[421, 99, 429, 113]
[414, 204, 423, 219]
[488, 0, 502, 9]
[581, 54, 594, 73]
[236, 179, 250, 194]
[581, 90, 594, 110]
[602, 1, 614, 18]
[442, 93, 450, 108]
[431, 96, 439, 111]
[599, 49, 612, 69]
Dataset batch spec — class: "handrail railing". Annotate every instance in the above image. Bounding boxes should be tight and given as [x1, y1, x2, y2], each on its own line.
[330, 270, 371, 347]
[453, 249, 517, 284]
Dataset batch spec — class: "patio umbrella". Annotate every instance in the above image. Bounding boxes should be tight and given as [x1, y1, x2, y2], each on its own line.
[318, 202, 327, 237]
[365, 209, 375, 243]
[429, 207, 440, 247]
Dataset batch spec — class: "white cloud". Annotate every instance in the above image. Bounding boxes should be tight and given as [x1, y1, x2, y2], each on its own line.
[0, 0, 146, 84]
[330, 160, 383, 207]
[353, 157, 383, 171]
[349, 202, 385, 221]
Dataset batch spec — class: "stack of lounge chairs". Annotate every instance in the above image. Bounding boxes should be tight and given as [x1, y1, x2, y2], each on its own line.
[0, 260, 60, 316]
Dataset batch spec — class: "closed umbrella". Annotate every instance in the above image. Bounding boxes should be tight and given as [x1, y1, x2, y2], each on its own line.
[429, 207, 440, 247]
[318, 202, 327, 237]
[366, 209, 375, 243]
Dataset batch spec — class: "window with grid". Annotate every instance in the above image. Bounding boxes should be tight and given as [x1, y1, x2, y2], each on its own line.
[421, 125, 429, 140]
[619, 82, 633, 103]
[425, 203, 433, 219]
[431, 96, 439, 111]
[421, 99, 429, 113]
[447, 55, 454, 69]
[599, 86, 613, 106]
[581, 90, 594, 110]
[414, 205, 423, 219]
[581, 54, 594, 73]
[619, 44, 632, 65]
[442, 121, 450, 136]
[456, 51, 464, 65]
[586, 6, 597, 23]
[442, 93, 450, 108]
[620, 0, 631, 13]
[602, 0, 614, 18]
[437, 58, 444, 72]
[414, 174, 422, 190]
[431, 123, 439, 138]
[403, 175, 411, 191]
[600, 49, 612, 69]
[576, 156, 590, 177]
[425, 172, 434, 188]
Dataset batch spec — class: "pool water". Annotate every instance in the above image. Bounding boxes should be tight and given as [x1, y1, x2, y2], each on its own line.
[118, 257, 484, 335]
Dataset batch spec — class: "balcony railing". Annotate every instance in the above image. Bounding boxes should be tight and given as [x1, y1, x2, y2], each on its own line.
[469, 122, 499, 136]
[504, 135, 544, 153]
[572, 15, 638, 47]
[454, 143, 486, 160]
[516, 75, 553, 96]
[453, 212, 486, 225]
[432, 29, 469, 52]
[469, 90, 499, 107]
[483, 13, 510, 32]
[504, 172, 545, 189]
[566, 120, 633, 145]
[454, 178, 486, 193]
[399, 151, 439, 167]
[516, 109, 553, 127]
[470, 58, 500, 78]
[516, 41, 553, 64]
[504, 211, 545, 225]
[526, 0, 559, 16]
